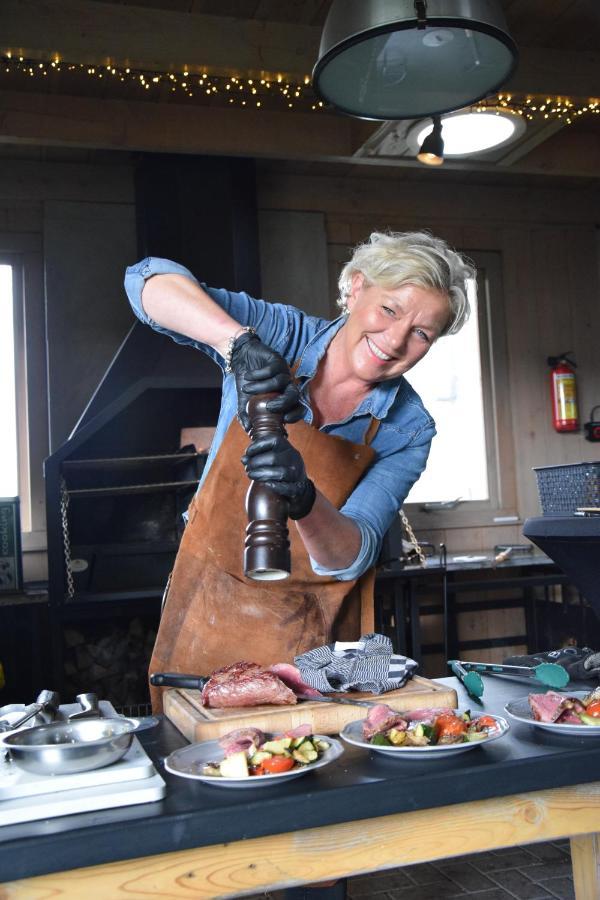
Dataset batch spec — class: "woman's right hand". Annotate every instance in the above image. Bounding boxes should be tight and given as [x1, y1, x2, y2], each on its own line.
[230, 332, 304, 432]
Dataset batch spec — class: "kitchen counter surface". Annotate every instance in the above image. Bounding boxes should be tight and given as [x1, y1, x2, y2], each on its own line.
[2, 676, 600, 885]
[378, 548, 556, 576]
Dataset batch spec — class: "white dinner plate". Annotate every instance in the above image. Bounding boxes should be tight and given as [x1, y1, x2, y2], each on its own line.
[504, 692, 600, 736]
[164, 734, 344, 787]
[340, 714, 509, 758]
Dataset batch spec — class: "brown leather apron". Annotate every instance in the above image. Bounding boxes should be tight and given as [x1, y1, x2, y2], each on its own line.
[149, 415, 380, 713]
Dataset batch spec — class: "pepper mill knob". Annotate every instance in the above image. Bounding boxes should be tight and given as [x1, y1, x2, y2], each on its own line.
[244, 394, 291, 581]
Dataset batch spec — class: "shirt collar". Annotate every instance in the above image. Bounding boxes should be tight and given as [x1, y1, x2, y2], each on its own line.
[295, 315, 406, 420]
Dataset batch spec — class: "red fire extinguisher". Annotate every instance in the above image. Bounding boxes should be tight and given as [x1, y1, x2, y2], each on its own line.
[548, 353, 579, 432]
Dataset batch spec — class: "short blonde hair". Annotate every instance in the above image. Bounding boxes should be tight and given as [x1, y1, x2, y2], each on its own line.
[338, 230, 474, 335]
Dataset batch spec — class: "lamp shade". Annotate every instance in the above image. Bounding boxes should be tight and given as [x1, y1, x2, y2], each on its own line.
[313, 0, 518, 120]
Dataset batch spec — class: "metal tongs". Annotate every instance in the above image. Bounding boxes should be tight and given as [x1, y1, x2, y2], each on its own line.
[456, 659, 569, 689]
[0, 690, 61, 732]
[448, 661, 484, 704]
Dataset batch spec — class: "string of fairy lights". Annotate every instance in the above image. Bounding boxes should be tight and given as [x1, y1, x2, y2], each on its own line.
[478, 93, 600, 126]
[0, 53, 323, 112]
[1, 52, 599, 123]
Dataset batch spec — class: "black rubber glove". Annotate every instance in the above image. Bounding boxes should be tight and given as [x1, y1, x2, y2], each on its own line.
[242, 434, 316, 520]
[229, 331, 304, 432]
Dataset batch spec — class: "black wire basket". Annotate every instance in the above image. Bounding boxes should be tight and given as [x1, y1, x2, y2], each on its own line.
[534, 462, 600, 516]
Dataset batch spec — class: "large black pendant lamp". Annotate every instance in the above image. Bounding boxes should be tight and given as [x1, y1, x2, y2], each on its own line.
[312, 0, 518, 120]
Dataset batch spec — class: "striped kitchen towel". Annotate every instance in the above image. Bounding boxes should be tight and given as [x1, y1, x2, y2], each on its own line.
[294, 633, 418, 694]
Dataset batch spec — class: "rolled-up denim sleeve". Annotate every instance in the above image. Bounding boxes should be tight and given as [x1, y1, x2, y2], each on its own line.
[124, 257, 206, 348]
[310, 421, 435, 581]
[124, 256, 295, 367]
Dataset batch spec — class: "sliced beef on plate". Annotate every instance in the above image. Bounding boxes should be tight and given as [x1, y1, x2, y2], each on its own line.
[269, 663, 323, 698]
[528, 691, 570, 723]
[218, 727, 266, 755]
[283, 723, 313, 739]
[201, 661, 297, 708]
[363, 704, 407, 740]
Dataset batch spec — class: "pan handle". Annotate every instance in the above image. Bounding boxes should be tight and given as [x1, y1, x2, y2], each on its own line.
[150, 672, 209, 690]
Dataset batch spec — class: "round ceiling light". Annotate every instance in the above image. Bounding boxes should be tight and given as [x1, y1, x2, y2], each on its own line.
[411, 107, 526, 156]
[312, 0, 518, 121]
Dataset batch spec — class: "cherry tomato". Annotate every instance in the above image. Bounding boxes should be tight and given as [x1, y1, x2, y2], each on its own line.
[474, 715, 497, 730]
[261, 755, 295, 774]
[434, 714, 467, 739]
[585, 701, 600, 718]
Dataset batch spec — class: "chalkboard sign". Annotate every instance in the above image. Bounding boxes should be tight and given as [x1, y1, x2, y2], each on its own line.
[0, 498, 22, 593]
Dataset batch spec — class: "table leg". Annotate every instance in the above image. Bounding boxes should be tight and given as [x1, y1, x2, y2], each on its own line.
[570, 833, 600, 899]
[409, 582, 422, 667]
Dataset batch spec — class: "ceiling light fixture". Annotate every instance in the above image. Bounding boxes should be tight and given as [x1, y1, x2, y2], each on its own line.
[313, 0, 518, 121]
[417, 115, 444, 165]
[412, 106, 526, 158]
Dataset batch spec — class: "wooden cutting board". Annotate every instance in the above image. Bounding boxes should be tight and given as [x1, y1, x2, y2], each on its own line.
[163, 675, 458, 743]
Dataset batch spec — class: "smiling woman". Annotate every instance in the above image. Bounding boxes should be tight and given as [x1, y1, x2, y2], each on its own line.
[124, 230, 475, 711]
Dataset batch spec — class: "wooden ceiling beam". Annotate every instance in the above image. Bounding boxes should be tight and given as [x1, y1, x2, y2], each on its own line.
[1, 1, 599, 97]
[0, 87, 596, 179]
[0, 88, 373, 158]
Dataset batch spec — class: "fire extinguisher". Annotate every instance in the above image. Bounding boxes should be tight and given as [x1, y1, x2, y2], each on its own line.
[547, 352, 579, 432]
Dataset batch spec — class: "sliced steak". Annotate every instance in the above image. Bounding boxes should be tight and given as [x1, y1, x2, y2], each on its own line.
[218, 727, 266, 755]
[363, 704, 407, 740]
[283, 724, 313, 739]
[269, 663, 323, 699]
[201, 661, 297, 708]
[528, 691, 569, 723]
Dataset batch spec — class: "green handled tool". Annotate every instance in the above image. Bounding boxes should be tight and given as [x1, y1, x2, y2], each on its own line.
[457, 659, 569, 689]
[448, 660, 484, 703]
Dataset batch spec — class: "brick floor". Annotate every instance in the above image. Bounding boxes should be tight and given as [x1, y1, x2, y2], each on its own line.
[246, 841, 574, 899]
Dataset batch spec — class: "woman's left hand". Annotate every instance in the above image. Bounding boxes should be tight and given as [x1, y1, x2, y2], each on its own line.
[242, 435, 316, 520]
[230, 332, 304, 431]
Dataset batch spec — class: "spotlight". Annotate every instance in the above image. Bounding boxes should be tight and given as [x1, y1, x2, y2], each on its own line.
[417, 116, 444, 165]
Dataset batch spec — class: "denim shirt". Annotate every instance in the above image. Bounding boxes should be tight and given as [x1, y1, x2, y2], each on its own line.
[124, 258, 436, 581]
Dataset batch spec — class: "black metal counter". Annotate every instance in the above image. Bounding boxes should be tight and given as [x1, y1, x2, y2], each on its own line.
[2, 676, 600, 884]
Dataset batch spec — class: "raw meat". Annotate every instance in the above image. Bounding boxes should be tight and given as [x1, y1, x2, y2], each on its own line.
[269, 663, 323, 698]
[218, 727, 266, 755]
[528, 691, 569, 723]
[201, 661, 297, 708]
[363, 704, 407, 740]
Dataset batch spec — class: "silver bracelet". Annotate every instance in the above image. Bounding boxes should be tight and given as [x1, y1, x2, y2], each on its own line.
[224, 326, 256, 374]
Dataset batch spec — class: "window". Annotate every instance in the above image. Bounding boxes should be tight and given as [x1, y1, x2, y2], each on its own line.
[0, 265, 18, 496]
[405, 251, 516, 528]
[0, 237, 47, 549]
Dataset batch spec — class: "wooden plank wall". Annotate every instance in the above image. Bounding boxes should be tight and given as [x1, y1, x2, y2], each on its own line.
[257, 170, 600, 552]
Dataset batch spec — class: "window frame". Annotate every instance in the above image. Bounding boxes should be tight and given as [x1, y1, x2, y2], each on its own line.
[0, 235, 48, 551]
[404, 249, 517, 530]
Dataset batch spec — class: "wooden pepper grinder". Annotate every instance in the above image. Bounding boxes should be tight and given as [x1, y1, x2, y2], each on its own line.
[244, 394, 291, 581]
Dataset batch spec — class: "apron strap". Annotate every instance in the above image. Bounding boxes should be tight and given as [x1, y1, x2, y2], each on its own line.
[363, 416, 380, 446]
